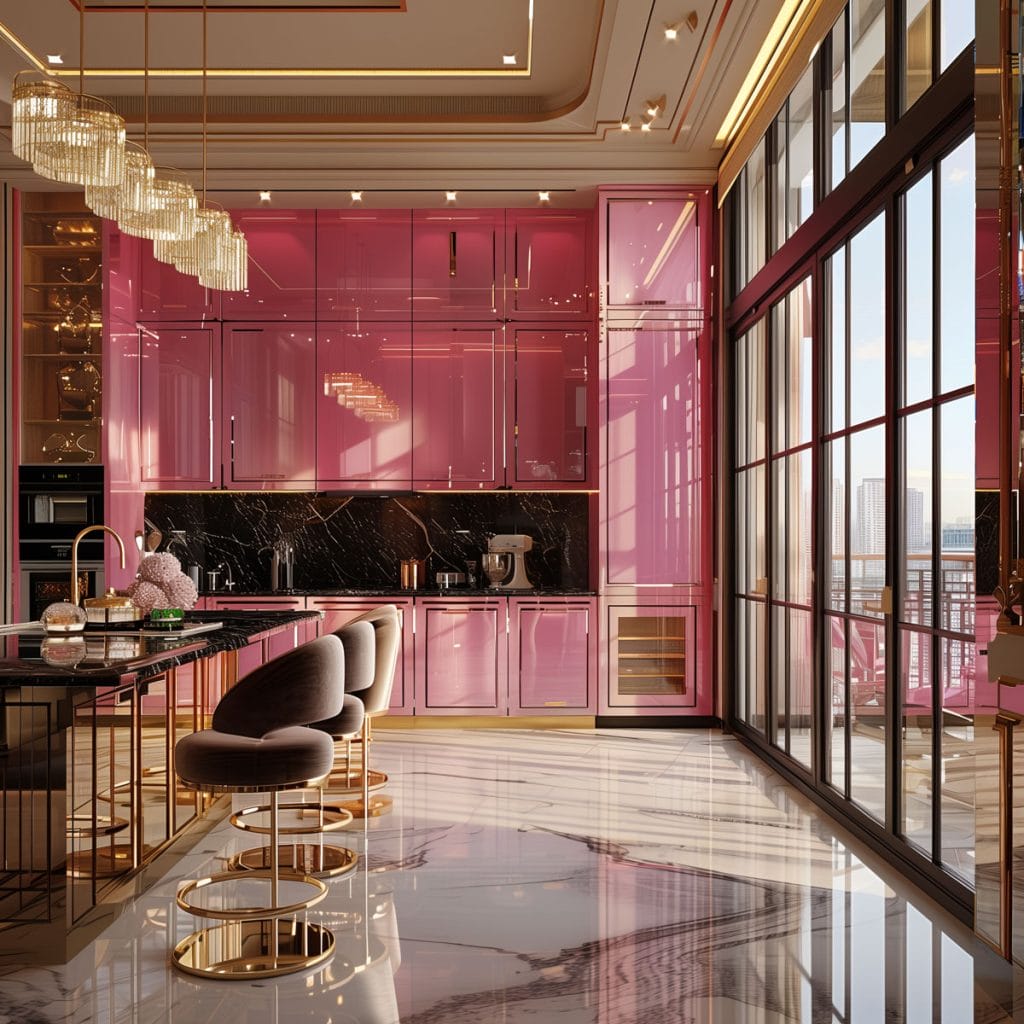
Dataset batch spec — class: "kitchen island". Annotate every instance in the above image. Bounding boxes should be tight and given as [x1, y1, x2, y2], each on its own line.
[0, 610, 322, 965]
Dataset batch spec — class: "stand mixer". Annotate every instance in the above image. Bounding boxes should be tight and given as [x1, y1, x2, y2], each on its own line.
[482, 534, 534, 590]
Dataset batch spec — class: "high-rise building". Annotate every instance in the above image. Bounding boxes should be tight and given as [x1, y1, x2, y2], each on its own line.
[856, 477, 886, 555]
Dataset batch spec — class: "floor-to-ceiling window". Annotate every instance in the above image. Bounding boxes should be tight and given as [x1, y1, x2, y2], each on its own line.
[726, 0, 974, 908]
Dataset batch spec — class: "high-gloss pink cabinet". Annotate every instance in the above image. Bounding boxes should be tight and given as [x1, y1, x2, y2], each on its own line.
[205, 596, 314, 661]
[220, 210, 316, 321]
[505, 210, 594, 319]
[603, 324, 702, 585]
[510, 598, 595, 713]
[139, 324, 220, 489]
[510, 325, 590, 486]
[317, 324, 412, 489]
[411, 211, 502, 319]
[603, 195, 704, 313]
[306, 597, 413, 714]
[317, 211, 412, 320]
[414, 599, 508, 714]
[222, 323, 316, 489]
[137, 238, 217, 321]
[411, 325, 503, 488]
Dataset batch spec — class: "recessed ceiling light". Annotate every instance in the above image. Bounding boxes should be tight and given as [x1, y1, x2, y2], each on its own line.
[258, 190, 272, 202]
[646, 102, 661, 119]
[351, 190, 363, 202]
[445, 190, 458, 202]
[620, 120, 632, 132]
[46, 53, 64, 65]
[538, 191, 551, 202]
[641, 121, 652, 132]
[664, 25, 678, 40]
[503, 54, 518, 66]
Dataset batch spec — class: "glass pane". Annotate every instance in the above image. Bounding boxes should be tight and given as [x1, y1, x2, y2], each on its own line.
[901, 626, 933, 854]
[772, 457, 787, 599]
[904, 0, 933, 111]
[824, 438, 847, 612]
[735, 470, 748, 595]
[788, 66, 815, 234]
[850, 425, 887, 616]
[752, 600, 767, 734]
[736, 598, 748, 723]
[746, 140, 767, 285]
[751, 463, 766, 593]
[828, 615, 848, 792]
[902, 409, 933, 626]
[789, 448, 813, 605]
[790, 607, 813, 769]
[850, 0, 886, 168]
[940, 2, 974, 71]
[735, 332, 748, 467]
[751, 318, 767, 461]
[903, 172, 934, 406]
[616, 616, 686, 696]
[773, 107, 788, 253]
[850, 617, 887, 821]
[829, 13, 848, 191]
[732, 173, 748, 297]
[939, 397, 975, 632]
[849, 213, 886, 425]
[828, 246, 847, 431]
[771, 299, 787, 454]
[789, 277, 813, 446]
[940, 637, 975, 882]
[772, 604, 788, 749]
[939, 135, 975, 393]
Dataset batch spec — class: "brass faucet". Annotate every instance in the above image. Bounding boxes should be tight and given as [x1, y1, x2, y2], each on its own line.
[71, 525, 126, 605]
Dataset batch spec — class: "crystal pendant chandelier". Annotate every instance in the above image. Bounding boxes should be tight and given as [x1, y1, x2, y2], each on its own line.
[11, 71, 75, 164]
[119, 166, 198, 241]
[85, 140, 154, 220]
[198, 226, 248, 291]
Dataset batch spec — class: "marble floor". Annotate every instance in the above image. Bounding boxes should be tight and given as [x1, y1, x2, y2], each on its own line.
[0, 728, 1012, 1023]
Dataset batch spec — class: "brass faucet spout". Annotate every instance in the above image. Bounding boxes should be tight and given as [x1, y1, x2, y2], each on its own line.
[71, 525, 127, 606]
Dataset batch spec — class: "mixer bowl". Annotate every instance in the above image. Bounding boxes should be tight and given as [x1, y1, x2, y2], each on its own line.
[482, 552, 509, 587]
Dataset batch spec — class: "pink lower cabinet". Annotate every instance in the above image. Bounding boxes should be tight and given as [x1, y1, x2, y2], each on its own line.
[317, 324, 412, 489]
[204, 596, 312, 660]
[411, 325, 503, 488]
[414, 599, 508, 715]
[222, 324, 316, 489]
[601, 602, 709, 716]
[509, 598, 595, 714]
[306, 597, 414, 715]
[139, 324, 220, 489]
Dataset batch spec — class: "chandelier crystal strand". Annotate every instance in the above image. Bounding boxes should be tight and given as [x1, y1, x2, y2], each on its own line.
[11, 71, 75, 164]
[86, 140, 154, 220]
[119, 166, 198, 241]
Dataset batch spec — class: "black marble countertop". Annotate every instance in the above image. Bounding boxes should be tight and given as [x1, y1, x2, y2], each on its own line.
[203, 588, 598, 598]
[0, 610, 321, 687]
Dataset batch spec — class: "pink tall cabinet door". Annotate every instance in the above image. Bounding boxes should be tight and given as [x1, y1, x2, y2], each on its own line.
[510, 325, 592, 487]
[306, 598, 414, 715]
[414, 598, 508, 715]
[317, 210, 412, 320]
[505, 210, 595, 319]
[317, 324, 412, 489]
[139, 324, 221, 489]
[510, 598, 596, 714]
[137, 237, 218, 321]
[221, 210, 316, 321]
[411, 325, 504, 489]
[222, 323, 316, 489]
[411, 210, 503, 320]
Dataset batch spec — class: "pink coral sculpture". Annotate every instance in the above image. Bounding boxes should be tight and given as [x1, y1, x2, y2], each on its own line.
[129, 552, 199, 612]
[138, 552, 182, 585]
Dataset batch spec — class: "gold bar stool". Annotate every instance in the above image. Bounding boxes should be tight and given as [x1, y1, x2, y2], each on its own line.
[171, 635, 346, 980]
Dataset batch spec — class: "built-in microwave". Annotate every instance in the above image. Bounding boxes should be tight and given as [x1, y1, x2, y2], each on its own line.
[18, 466, 104, 562]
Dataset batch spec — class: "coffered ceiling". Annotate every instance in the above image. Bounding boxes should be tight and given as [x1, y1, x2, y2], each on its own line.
[0, 0, 785, 205]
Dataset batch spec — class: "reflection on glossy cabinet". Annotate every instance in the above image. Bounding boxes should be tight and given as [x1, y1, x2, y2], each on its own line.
[203, 596, 313, 660]
[139, 324, 220, 488]
[411, 211, 502, 319]
[511, 325, 590, 486]
[137, 238, 217, 321]
[306, 598, 413, 714]
[604, 325, 701, 585]
[603, 194, 705, 313]
[510, 598, 594, 713]
[221, 210, 316, 321]
[411, 325, 503, 487]
[317, 211, 412, 320]
[505, 210, 593, 318]
[222, 323, 316, 488]
[317, 324, 412, 488]
[415, 600, 508, 714]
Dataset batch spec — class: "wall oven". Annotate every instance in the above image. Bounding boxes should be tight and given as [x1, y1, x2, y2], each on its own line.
[19, 563, 103, 622]
[19, 466, 104, 563]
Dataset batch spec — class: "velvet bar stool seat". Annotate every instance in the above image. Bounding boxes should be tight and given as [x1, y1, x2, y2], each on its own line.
[328, 605, 401, 818]
[171, 635, 344, 981]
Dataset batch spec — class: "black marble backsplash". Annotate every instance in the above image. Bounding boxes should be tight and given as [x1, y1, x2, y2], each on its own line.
[144, 492, 591, 592]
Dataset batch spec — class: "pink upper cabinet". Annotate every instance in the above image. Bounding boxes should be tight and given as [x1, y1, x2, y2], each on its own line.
[603, 324, 702, 586]
[316, 210, 412, 320]
[220, 210, 316, 321]
[510, 325, 590, 486]
[411, 325, 503, 488]
[411, 210, 503, 319]
[138, 238, 217, 321]
[139, 324, 220, 489]
[102, 222, 140, 324]
[316, 323, 413, 489]
[505, 210, 594, 319]
[603, 194, 704, 315]
[222, 323, 316, 489]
